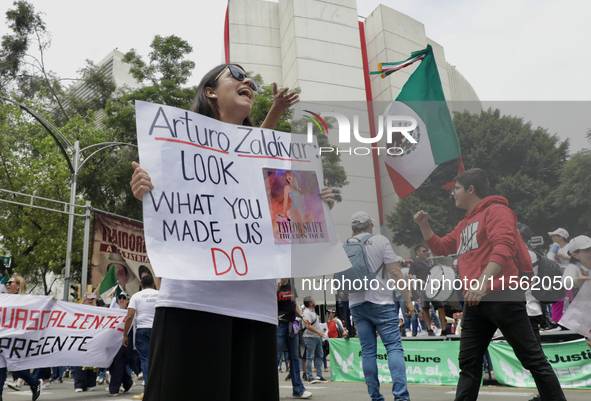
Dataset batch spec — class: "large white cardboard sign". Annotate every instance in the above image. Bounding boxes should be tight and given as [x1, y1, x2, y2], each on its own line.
[559, 280, 591, 339]
[0, 295, 127, 370]
[135, 101, 349, 281]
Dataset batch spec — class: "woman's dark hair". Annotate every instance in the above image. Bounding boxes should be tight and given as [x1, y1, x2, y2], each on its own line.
[454, 168, 489, 199]
[190, 63, 254, 127]
[138, 265, 151, 277]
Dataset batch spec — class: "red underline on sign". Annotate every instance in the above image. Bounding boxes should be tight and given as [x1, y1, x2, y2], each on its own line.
[154, 137, 229, 155]
[236, 155, 311, 162]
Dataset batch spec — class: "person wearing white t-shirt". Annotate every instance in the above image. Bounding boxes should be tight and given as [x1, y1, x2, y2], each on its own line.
[547, 228, 572, 325]
[123, 275, 159, 401]
[565, 235, 591, 351]
[547, 228, 570, 269]
[347, 211, 413, 401]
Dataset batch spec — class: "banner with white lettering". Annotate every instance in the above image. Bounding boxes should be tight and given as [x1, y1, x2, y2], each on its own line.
[0, 294, 127, 370]
[90, 212, 155, 296]
[135, 101, 349, 280]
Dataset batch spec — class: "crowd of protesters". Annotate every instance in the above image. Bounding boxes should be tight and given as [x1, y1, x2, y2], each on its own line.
[0, 273, 158, 401]
[1, 60, 590, 401]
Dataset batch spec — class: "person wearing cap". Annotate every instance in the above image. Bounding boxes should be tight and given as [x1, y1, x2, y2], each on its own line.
[546, 228, 576, 327]
[107, 291, 134, 397]
[414, 168, 566, 401]
[562, 236, 591, 290]
[547, 228, 570, 269]
[347, 211, 413, 401]
[326, 309, 344, 338]
[563, 236, 591, 350]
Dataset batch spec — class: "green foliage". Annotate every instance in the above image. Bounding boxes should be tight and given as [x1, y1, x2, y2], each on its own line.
[0, 0, 46, 93]
[249, 74, 295, 133]
[0, 101, 85, 293]
[552, 132, 591, 236]
[103, 35, 197, 142]
[387, 108, 570, 248]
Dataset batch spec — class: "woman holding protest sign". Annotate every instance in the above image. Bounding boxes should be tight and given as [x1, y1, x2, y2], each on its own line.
[130, 63, 334, 401]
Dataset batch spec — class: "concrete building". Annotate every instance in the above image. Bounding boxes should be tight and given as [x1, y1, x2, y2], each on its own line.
[226, 0, 481, 308]
[65, 49, 140, 123]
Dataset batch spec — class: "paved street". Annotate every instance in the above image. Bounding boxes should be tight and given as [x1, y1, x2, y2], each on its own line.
[2, 372, 590, 400]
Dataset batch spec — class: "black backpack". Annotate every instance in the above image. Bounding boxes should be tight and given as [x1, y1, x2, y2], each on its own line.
[529, 249, 565, 302]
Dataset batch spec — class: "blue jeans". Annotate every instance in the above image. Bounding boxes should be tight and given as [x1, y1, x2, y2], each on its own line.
[277, 322, 307, 396]
[135, 328, 152, 393]
[351, 302, 410, 401]
[52, 366, 66, 380]
[12, 368, 40, 387]
[394, 296, 418, 335]
[456, 300, 565, 401]
[303, 337, 324, 380]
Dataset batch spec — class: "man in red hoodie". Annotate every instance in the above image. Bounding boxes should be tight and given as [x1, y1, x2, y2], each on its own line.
[414, 168, 565, 401]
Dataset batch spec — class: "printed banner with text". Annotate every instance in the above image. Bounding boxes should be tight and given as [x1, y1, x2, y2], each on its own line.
[488, 339, 591, 389]
[0, 294, 127, 370]
[329, 339, 461, 386]
[90, 212, 155, 298]
[135, 101, 349, 280]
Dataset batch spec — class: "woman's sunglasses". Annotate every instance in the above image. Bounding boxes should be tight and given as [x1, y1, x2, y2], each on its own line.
[213, 65, 258, 92]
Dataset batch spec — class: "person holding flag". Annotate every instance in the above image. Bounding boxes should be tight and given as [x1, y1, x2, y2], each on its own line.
[98, 263, 125, 307]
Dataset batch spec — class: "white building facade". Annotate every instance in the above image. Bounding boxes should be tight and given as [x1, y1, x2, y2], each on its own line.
[226, 0, 481, 307]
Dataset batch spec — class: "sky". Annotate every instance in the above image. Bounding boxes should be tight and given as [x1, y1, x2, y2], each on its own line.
[1, 0, 589, 153]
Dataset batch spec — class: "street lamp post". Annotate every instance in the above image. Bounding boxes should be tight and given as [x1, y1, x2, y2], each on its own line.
[1, 96, 137, 301]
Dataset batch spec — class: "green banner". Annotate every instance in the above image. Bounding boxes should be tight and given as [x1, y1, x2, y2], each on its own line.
[488, 339, 591, 389]
[329, 339, 460, 386]
[0, 256, 10, 267]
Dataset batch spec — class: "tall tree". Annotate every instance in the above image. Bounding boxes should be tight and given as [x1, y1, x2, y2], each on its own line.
[552, 131, 591, 237]
[387, 108, 570, 248]
[0, 101, 110, 293]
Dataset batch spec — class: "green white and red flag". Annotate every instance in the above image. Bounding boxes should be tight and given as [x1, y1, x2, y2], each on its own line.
[372, 45, 462, 199]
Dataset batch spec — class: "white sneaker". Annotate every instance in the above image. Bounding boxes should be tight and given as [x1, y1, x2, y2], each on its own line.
[294, 390, 312, 398]
[87, 386, 95, 391]
[75, 388, 83, 393]
[137, 372, 144, 379]
[43, 381, 51, 388]
[7, 381, 22, 391]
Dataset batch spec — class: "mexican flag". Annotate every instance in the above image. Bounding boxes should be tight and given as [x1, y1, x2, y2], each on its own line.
[98, 264, 120, 303]
[375, 45, 461, 199]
